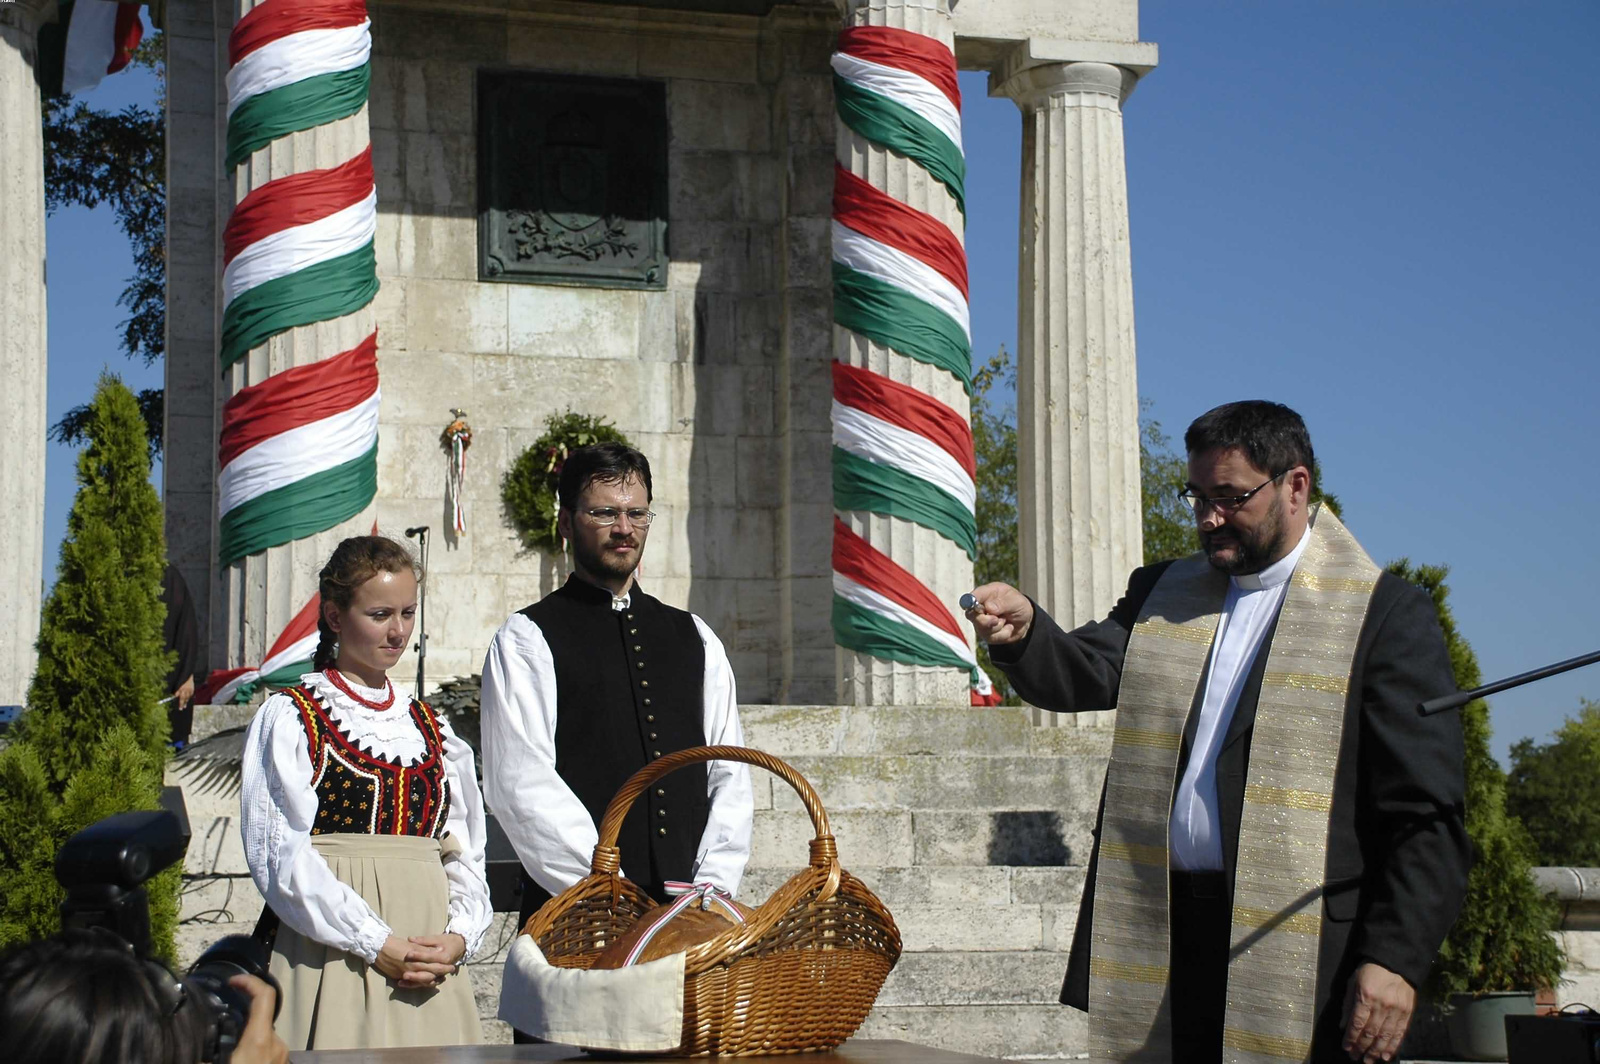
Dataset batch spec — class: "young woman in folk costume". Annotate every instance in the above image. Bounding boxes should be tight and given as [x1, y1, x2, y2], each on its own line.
[240, 536, 491, 1049]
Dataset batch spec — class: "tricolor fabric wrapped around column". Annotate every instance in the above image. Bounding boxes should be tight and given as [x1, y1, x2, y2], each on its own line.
[218, 335, 379, 565]
[830, 5, 992, 705]
[217, 0, 378, 562]
[194, 593, 321, 705]
[225, 0, 371, 168]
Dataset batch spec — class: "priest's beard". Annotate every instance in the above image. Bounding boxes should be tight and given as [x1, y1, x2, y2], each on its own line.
[572, 533, 643, 586]
[1201, 494, 1287, 576]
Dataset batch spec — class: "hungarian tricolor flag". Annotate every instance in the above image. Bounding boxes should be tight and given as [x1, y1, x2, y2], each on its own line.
[37, 1, 145, 97]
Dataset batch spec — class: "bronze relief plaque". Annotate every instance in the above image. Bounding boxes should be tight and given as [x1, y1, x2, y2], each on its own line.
[479, 71, 668, 289]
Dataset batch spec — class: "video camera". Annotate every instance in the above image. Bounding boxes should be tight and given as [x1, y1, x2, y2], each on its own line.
[55, 810, 281, 1063]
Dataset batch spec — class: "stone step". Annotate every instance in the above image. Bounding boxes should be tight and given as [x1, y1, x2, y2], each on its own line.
[173, 920, 258, 969]
[748, 806, 1098, 870]
[742, 705, 1038, 757]
[763, 753, 1106, 815]
[878, 952, 1068, 1007]
[188, 704, 256, 744]
[857, 1003, 1086, 1060]
[739, 866, 1085, 912]
[740, 704, 1112, 760]
[177, 873, 259, 924]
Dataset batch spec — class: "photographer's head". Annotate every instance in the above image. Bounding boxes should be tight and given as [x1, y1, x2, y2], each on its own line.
[0, 930, 287, 1064]
[0, 930, 187, 1064]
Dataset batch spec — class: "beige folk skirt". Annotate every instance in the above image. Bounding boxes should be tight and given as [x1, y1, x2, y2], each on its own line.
[269, 833, 482, 1050]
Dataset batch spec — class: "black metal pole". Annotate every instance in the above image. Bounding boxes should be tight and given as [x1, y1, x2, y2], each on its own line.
[406, 526, 429, 697]
[1419, 648, 1600, 716]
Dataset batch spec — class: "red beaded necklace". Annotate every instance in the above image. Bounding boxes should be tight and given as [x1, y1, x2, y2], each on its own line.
[323, 668, 396, 711]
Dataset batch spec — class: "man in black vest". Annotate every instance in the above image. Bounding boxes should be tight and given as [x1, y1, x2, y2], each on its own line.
[480, 443, 754, 964]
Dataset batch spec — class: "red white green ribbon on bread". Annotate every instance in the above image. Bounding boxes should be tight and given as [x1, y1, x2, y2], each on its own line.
[218, 0, 379, 565]
[830, 24, 993, 703]
[618, 882, 747, 968]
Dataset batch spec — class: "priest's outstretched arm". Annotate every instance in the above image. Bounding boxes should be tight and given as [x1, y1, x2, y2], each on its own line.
[968, 563, 1175, 712]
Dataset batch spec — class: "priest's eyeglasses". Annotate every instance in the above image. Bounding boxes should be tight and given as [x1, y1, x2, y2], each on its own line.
[1178, 471, 1286, 514]
[583, 507, 656, 527]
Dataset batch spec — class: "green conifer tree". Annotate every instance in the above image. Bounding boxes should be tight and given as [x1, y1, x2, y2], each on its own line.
[1387, 560, 1564, 996]
[0, 375, 177, 957]
[1506, 698, 1600, 868]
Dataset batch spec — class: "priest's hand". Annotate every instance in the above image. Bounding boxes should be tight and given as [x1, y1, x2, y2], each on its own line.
[1341, 962, 1415, 1063]
[965, 583, 1034, 645]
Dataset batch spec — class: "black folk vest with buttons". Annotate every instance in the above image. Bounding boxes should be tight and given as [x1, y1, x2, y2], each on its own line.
[518, 577, 709, 915]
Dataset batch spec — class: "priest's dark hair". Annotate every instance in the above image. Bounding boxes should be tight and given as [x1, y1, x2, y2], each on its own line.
[313, 535, 422, 671]
[1184, 400, 1316, 484]
[558, 442, 653, 513]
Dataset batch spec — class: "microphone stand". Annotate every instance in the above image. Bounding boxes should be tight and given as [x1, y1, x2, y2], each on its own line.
[405, 526, 430, 697]
[1419, 649, 1600, 716]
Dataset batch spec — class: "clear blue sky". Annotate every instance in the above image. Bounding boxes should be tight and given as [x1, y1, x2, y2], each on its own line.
[45, 2, 1597, 761]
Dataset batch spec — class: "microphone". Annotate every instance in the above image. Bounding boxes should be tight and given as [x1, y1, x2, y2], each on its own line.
[405, 526, 429, 538]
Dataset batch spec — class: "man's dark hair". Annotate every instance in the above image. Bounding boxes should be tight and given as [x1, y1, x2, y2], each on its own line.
[558, 442, 653, 512]
[1184, 400, 1315, 481]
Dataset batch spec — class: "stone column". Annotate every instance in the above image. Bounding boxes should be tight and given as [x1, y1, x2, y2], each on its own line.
[833, 0, 975, 706]
[995, 60, 1144, 726]
[0, 0, 52, 707]
[217, 0, 377, 675]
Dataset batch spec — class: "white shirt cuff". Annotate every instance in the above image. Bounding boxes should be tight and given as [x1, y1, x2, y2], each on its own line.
[352, 913, 392, 966]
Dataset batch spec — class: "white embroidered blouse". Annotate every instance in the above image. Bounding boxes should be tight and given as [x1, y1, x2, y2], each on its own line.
[239, 670, 494, 964]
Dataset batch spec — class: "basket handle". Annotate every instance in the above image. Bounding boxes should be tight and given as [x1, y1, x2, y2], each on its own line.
[589, 745, 836, 876]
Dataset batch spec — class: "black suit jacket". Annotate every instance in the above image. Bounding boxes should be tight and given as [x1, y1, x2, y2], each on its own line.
[991, 561, 1470, 1059]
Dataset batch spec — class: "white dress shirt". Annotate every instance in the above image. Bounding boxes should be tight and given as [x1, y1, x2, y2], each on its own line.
[1169, 528, 1312, 871]
[239, 671, 495, 962]
[478, 590, 755, 899]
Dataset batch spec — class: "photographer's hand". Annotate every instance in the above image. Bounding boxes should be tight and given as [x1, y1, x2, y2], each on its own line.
[400, 932, 467, 988]
[227, 974, 289, 1064]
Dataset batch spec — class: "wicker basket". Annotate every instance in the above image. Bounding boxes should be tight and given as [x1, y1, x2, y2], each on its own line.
[520, 745, 902, 1055]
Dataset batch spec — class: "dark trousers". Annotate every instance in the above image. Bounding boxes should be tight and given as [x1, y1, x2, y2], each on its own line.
[1170, 870, 1230, 1064]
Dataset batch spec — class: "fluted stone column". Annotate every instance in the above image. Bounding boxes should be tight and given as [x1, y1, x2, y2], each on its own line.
[218, 0, 377, 674]
[833, 0, 974, 706]
[0, 0, 52, 707]
[996, 61, 1144, 725]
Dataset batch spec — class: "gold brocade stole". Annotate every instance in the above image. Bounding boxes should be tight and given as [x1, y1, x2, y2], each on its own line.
[1086, 507, 1380, 1064]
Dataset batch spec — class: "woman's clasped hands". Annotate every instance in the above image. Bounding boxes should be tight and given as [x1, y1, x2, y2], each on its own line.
[374, 932, 467, 988]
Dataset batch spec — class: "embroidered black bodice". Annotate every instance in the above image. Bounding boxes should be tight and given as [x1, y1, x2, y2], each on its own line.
[284, 685, 451, 838]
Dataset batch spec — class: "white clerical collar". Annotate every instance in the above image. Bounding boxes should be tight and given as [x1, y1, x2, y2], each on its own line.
[610, 590, 632, 612]
[1232, 525, 1312, 592]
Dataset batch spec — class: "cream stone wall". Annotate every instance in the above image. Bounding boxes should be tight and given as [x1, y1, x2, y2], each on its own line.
[359, 0, 841, 700]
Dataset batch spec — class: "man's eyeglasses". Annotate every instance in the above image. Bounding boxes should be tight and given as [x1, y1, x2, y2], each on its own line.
[582, 507, 656, 528]
[1178, 472, 1286, 514]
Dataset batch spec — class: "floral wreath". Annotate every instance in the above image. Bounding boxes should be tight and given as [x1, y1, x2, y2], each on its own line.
[501, 410, 634, 553]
